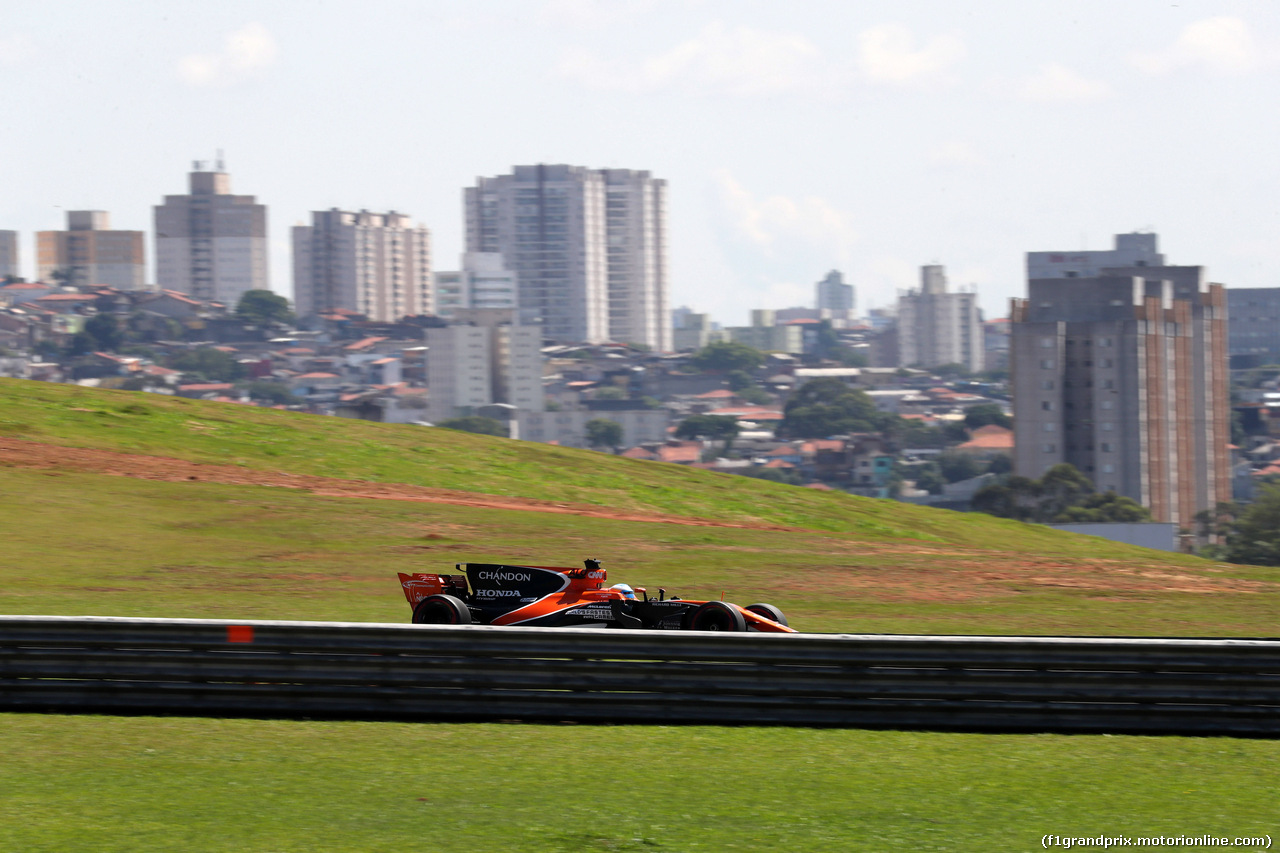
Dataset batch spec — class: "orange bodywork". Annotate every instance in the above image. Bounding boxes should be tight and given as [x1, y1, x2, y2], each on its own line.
[398, 563, 796, 633]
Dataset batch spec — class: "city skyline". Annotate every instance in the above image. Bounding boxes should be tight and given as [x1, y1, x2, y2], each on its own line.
[2, 1, 1278, 325]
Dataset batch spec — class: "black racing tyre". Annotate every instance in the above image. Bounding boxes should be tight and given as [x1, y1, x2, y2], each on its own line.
[685, 601, 747, 632]
[745, 603, 788, 627]
[412, 594, 472, 625]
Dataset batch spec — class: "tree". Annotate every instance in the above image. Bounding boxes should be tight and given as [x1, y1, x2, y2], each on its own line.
[170, 348, 245, 382]
[913, 463, 945, 495]
[437, 416, 508, 437]
[1054, 492, 1152, 523]
[963, 403, 1012, 430]
[932, 362, 971, 379]
[937, 450, 983, 484]
[690, 340, 765, 373]
[972, 475, 1042, 522]
[741, 467, 804, 486]
[585, 418, 623, 450]
[235, 290, 294, 325]
[836, 347, 869, 367]
[778, 378, 885, 439]
[593, 385, 627, 400]
[1039, 463, 1095, 520]
[243, 381, 300, 406]
[987, 453, 1013, 475]
[726, 370, 754, 392]
[675, 414, 740, 455]
[1224, 483, 1280, 565]
[83, 314, 123, 352]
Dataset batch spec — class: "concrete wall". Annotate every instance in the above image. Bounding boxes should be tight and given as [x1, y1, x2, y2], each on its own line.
[1045, 522, 1178, 552]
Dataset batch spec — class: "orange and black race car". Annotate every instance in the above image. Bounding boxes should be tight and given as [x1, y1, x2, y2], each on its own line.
[397, 559, 795, 632]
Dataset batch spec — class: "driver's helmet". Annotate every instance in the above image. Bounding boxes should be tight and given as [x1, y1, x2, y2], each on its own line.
[611, 583, 637, 600]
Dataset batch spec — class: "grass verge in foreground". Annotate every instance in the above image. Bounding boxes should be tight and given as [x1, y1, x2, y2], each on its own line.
[3, 467, 1276, 635]
[1, 715, 1276, 853]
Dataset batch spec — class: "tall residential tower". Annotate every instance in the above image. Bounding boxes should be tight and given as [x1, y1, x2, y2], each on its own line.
[464, 164, 669, 349]
[154, 161, 268, 306]
[1011, 233, 1230, 525]
[292, 209, 432, 322]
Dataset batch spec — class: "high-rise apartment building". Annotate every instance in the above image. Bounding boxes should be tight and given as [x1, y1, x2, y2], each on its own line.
[464, 164, 669, 349]
[602, 168, 670, 351]
[897, 265, 983, 372]
[425, 308, 544, 424]
[1011, 234, 1230, 525]
[816, 269, 855, 323]
[36, 211, 146, 290]
[434, 252, 517, 319]
[0, 231, 18, 280]
[154, 162, 268, 306]
[292, 209, 432, 323]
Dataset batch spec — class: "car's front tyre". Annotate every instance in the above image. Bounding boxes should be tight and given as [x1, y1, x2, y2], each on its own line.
[685, 601, 747, 632]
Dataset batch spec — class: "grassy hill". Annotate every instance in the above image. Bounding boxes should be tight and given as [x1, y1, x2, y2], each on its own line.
[0, 378, 1229, 558]
[1, 377, 1276, 635]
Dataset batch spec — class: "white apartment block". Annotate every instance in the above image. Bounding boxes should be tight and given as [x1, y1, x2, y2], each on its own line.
[293, 209, 431, 322]
[434, 252, 517, 319]
[465, 164, 670, 349]
[0, 231, 19, 279]
[37, 211, 147, 290]
[154, 164, 268, 306]
[425, 309, 544, 424]
[603, 168, 670, 351]
[516, 406, 670, 448]
[897, 265, 983, 373]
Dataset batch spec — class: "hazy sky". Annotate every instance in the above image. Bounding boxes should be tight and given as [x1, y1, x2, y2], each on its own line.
[2, 0, 1278, 325]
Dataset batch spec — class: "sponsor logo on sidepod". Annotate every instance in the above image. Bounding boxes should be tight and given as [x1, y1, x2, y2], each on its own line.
[477, 571, 533, 582]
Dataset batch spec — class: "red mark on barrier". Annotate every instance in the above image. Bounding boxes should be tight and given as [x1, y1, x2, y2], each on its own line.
[226, 625, 254, 643]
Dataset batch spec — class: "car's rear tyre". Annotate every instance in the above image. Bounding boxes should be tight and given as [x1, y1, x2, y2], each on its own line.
[745, 603, 788, 627]
[685, 601, 747, 632]
[412, 594, 471, 625]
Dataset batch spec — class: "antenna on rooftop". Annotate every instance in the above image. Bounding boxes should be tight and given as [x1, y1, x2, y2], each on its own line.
[216, 149, 225, 171]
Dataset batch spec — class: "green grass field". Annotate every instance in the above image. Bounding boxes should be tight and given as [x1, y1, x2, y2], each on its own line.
[3, 378, 1279, 851]
[1, 716, 1276, 852]
[3, 466, 1277, 635]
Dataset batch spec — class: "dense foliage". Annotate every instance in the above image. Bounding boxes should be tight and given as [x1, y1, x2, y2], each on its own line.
[584, 418, 623, 449]
[235, 290, 294, 326]
[971, 463, 1152, 524]
[690, 341, 765, 373]
[436, 416, 508, 437]
[778, 378, 888, 439]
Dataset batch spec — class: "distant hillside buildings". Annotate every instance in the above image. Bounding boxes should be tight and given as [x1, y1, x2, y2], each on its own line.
[1011, 233, 1230, 525]
[465, 164, 670, 350]
[292, 209, 432, 323]
[154, 162, 269, 306]
[36, 211, 146, 291]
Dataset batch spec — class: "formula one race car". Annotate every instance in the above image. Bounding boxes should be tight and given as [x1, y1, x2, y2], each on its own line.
[397, 559, 795, 632]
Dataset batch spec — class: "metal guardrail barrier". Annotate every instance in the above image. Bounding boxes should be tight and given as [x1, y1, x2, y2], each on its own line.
[1, 616, 1277, 736]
